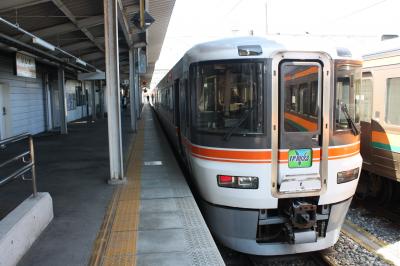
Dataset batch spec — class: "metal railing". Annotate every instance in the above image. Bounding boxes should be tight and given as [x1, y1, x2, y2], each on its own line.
[0, 133, 37, 196]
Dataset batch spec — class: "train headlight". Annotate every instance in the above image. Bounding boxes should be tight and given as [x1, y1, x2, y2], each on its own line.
[217, 175, 258, 189]
[337, 167, 359, 184]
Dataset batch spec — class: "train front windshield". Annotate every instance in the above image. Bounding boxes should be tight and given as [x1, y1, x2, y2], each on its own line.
[193, 61, 264, 137]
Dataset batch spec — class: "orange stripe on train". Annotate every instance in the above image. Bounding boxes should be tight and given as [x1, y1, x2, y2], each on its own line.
[185, 141, 359, 163]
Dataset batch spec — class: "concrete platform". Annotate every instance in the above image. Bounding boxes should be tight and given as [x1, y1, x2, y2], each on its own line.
[0, 192, 53, 266]
[0, 106, 223, 266]
[0, 114, 134, 266]
[92, 105, 224, 266]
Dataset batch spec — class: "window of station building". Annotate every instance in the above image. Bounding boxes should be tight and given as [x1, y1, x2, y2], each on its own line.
[75, 86, 86, 106]
[193, 61, 264, 136]
[386, 77, 400, 125]
[334, 63, 361, 131]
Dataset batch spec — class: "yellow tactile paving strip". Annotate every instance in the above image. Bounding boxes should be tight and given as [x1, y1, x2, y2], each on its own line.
[89, 119, 145, 266]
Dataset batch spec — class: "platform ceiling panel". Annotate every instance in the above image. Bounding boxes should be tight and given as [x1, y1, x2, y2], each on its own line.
[0, 0, 175, 79]
[145, 0, 176, 81]
[0, 2, 69, 34]
[60, 0, 103, 17]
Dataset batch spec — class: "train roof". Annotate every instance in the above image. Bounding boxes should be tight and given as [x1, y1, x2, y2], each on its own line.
[184, 36, 361, 63]
[363, 38, 400, 60]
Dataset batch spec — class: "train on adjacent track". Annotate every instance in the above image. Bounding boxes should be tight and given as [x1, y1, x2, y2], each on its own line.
[152, 36, 363, 255]
[357, 38, 400, 203]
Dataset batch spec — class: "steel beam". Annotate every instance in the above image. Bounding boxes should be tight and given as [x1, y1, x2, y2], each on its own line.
[61, 41, 94, 53]
[57, 67, 67, 134]
[51, 0, 104, 52]
[0, 0, 49, 12]
[18, 15, 104, 42]
[129, 49, 137, 132]
[117, 0, 133, 47]
[104, 0, 124, 182]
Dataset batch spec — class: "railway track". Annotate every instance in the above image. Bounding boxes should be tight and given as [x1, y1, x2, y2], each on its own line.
[245, 250, 337, 266]
[341, 219, 399, 265]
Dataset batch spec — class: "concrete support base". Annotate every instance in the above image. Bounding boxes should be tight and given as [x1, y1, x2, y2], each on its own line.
[107, 177, 127, 185]
[0, 192, 53, 266]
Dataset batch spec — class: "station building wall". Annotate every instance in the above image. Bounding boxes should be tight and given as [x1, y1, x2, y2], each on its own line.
[0, 52, 97, 139]
[0, 53, 45, 138]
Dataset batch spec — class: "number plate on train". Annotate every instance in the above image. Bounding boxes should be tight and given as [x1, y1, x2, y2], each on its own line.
[288, 149, 312, 168]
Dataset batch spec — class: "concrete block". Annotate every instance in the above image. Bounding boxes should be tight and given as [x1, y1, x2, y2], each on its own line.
[137, 229, 185, 254]
[139, 211, 182, 230]
[0, 192, 53, 266]
[140, 198, 178, 212]
[136, 252, 190, 266]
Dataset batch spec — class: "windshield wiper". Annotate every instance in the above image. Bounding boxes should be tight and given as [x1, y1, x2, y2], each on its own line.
[341, 103, 359, 136]
[223, 107, 254, 141]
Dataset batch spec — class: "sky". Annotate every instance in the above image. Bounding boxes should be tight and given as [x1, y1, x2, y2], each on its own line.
[150, 0, 400, 88]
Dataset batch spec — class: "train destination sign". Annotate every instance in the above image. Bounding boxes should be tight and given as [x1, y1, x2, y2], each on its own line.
[288, 149, 312, 168]
[15, 53, 36, 78]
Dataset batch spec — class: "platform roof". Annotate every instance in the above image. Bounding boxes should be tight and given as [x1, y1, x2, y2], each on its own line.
[0, 0, 175, 80]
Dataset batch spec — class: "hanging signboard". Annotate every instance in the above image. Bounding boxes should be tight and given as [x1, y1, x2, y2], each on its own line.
[138, 48, 147, 74]
[15, 53, 36, 78]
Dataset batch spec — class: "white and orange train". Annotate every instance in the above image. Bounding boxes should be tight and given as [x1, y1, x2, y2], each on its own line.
[153, 36, 362, 255]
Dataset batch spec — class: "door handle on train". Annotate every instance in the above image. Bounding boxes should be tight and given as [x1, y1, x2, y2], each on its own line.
[312, 134, 319, 142]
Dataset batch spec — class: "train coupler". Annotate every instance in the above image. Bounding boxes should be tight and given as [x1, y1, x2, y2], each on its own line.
[285, 200, 318, 244]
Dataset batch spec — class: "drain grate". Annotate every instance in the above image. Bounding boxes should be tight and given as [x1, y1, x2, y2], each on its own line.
[143, 161, 163, 166]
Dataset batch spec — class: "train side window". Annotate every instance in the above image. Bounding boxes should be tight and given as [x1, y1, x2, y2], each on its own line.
[385, 77, 400, 125]
[360, 77, 373, 122]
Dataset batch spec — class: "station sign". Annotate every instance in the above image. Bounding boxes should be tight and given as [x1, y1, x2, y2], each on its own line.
[138, 49, 147, 74]
[15, 53, 36, 78]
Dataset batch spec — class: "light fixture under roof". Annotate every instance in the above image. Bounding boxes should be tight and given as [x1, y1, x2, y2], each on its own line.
[32, 37, 55, 51]
[131, 11, 155, 31]
[76, 58, 87, 66]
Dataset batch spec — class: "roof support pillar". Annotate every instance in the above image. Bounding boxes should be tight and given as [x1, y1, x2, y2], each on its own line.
[104, 0, 125, 183]
[91, 80, 96, 121]
[134, 48, 141, 119]
[57, 67, 67, 134]
[129, 48, 137, 132]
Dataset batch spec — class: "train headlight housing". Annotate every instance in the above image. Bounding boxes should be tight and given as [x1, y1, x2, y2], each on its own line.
[217, 175, 258, 189]
[337, 167, 359, 184]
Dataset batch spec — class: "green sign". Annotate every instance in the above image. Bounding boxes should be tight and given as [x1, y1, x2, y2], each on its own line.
[288, 149, 312, 168]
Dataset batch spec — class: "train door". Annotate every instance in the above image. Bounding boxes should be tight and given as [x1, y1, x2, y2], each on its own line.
[359, 72, 373, 166]
[271, 53, 331, 197]
[174, 78, 184, 154]
[0, 83, 11, 140]
[179, 79, 190, 160]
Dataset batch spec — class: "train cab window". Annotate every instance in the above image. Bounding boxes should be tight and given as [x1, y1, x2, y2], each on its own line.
[334, 62, 361, 131]
[386, 77, 400, 125]
[281, 63, 321, 132]
[193, 61, 264, 136]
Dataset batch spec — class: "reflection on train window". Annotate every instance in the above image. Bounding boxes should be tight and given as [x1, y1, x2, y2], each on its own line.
[386, 77, 400, 125]
[335, 63, 361, 130]
[281, 64, 320, 132]
[194, 61, 264, 135]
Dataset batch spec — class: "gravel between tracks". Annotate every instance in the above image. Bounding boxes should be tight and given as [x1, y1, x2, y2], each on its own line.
[347, 207, 400, 244]
[326, 234, 391, 266]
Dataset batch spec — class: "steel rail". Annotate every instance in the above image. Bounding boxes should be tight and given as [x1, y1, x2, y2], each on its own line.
[342, 219, 398, 265]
